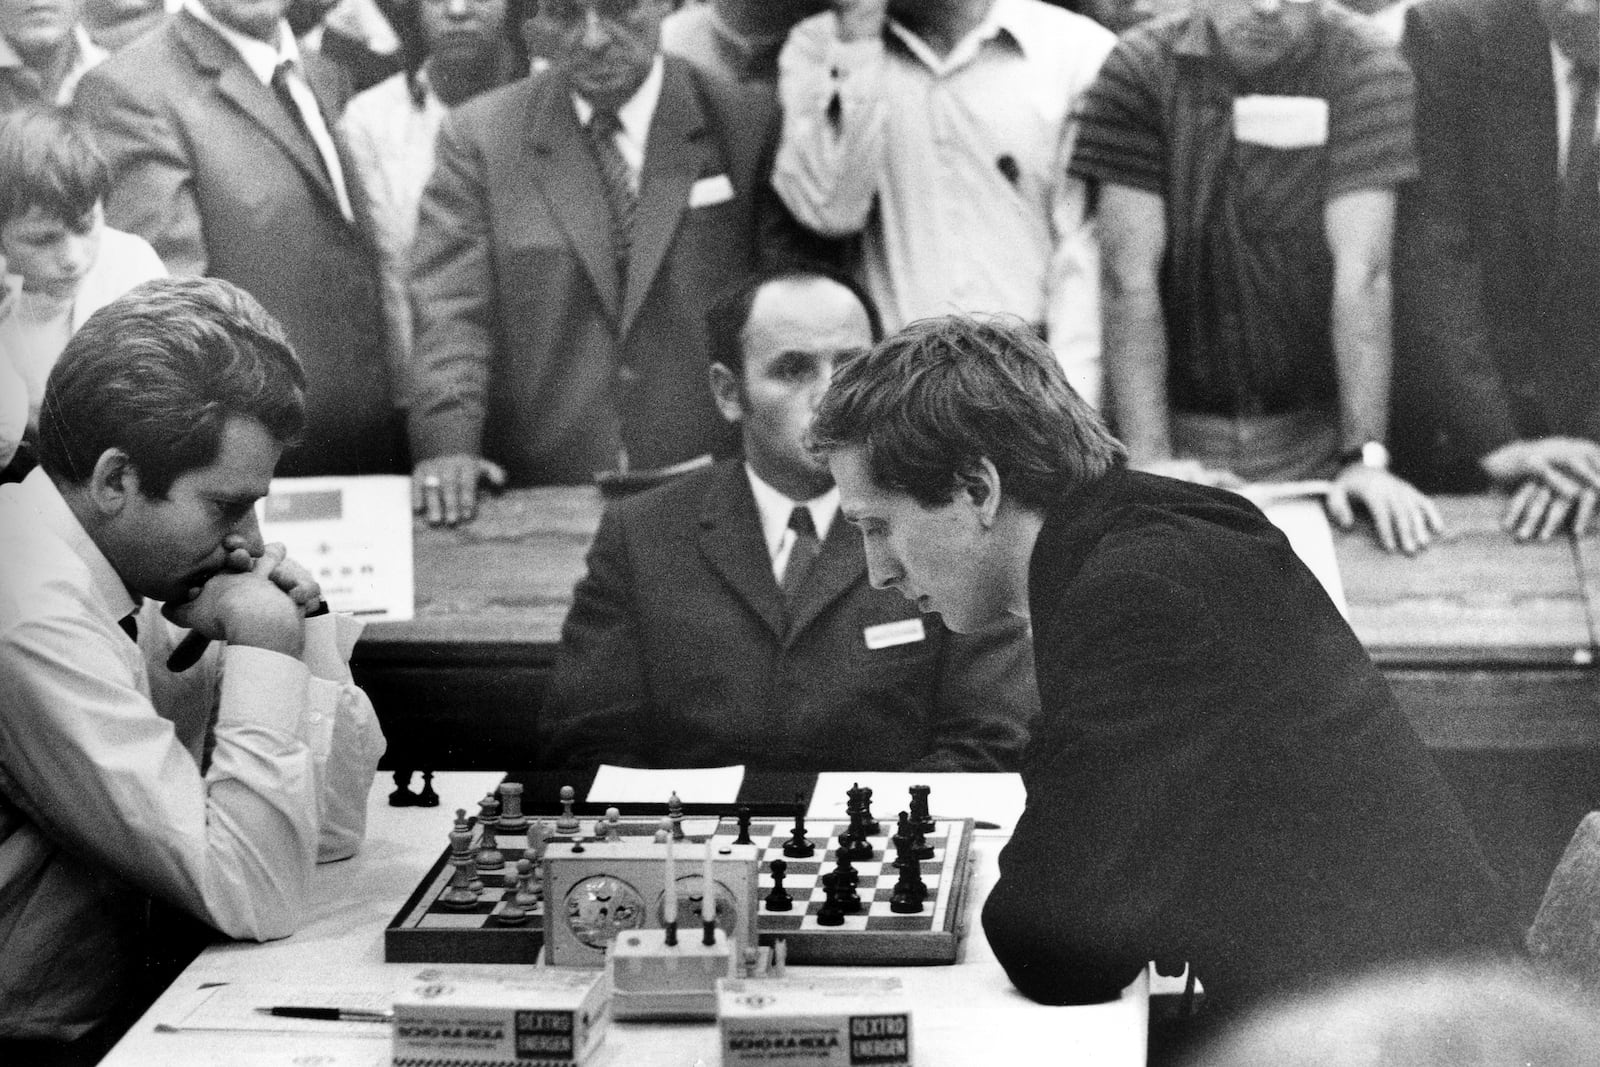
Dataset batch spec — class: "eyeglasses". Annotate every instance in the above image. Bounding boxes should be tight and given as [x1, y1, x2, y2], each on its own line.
[538, 0, 651, 25]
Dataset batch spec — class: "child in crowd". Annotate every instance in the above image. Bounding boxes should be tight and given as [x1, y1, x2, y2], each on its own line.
[0, 105, 164, 477]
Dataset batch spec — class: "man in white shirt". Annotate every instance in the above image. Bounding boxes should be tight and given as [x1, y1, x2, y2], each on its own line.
[772, 0, 1115, 405]
[540, 265, 1036, 772]
[0, 276, 385, 1057]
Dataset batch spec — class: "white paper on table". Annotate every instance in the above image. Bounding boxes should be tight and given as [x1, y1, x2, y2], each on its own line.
[587, 763, 745, 805]
[808, 772, 1026, 834]
[258, 475, 414, 621]
[1261, 497, 1349, 619]
[155, 981, 394, 1035]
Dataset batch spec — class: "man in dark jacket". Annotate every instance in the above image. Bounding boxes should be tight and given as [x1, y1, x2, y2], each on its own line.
[813, 314, 1510, 1023]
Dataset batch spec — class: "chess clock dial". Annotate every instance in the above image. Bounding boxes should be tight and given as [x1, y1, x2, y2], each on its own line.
[656, 875, 739, 931]
[564, 875, 646, 949]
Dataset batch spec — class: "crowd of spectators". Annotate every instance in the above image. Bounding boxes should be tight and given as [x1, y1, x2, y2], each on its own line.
[0, 0, 1595, 540]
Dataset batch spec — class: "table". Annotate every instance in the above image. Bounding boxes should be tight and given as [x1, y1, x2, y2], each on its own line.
[101, 773, 1149, 1067]
[349, 488, 1600, 922]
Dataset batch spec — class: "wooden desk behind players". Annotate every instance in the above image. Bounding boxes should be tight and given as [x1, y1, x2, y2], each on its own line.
[354, 487, 1600, 767]
[98, 773, 1149, 1067]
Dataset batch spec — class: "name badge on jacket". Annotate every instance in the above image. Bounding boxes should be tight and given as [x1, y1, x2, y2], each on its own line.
[864, 618, 926, 650]
[1232, 95, 1329, 149]
[689, 173, 736, 208]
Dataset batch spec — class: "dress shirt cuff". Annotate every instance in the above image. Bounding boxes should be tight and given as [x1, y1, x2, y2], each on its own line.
[216, 644, 314, 737]
[406, 409, 485, 464]
[301, 611, 365, 682]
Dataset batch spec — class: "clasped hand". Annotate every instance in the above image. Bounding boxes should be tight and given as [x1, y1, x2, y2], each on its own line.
[162, 536, 321, 657]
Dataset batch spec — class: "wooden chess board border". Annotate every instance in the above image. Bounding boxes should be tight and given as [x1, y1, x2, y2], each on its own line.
[384, 816, 976, 967]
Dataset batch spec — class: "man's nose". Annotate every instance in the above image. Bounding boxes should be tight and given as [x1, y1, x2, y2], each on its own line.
[1247, 0, 1285, 16]
[445, 0, 469, 17]
[580, 8, 611, 46]
[232, 510, 266, 556]
[863, 543, 901, 591]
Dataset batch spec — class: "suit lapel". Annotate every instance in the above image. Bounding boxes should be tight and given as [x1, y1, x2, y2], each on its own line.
[525, 77, 624, 325]
[696, 464, 787, 637]
[621, 58, 709, 335]
[783, 510, 867, 645]
[176, 13, 343, 215]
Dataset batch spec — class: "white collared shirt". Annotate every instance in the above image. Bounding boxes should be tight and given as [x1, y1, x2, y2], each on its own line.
[1551, 44, 1599, 179]
[744, 463, 839, 583]
[775, 0, 1116, 405]
[571, 54, 666, 192]
[183, 0, 354, 220]
[0, 468, 385, 1039]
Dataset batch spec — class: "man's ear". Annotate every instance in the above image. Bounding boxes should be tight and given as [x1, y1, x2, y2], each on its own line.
[85, 448, 139, 517]
[709, 362, 745, 426]
[957, 457, 1003, 526]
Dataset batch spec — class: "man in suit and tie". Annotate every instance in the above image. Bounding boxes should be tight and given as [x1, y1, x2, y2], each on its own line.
[407, 0, 810, 525]
[1394, 0, 1600, 541]
[538, 266, 1036, 772]
[72, 0, 400, 478]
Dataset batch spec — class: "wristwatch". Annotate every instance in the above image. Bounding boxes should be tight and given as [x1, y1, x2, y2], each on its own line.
[1337, 441, 1390, 470]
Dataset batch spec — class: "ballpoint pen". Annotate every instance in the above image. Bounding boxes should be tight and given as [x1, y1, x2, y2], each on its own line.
[255, 1006, 395, 1023]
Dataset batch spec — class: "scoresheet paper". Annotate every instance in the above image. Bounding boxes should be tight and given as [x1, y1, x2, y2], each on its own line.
[808, 772, 1026, 834]
[588, 763, 746, 805]
[257, 474, 414, 620]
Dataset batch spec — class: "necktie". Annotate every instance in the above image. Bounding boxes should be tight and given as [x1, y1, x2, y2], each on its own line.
[271, 61, 333, 184]
[586, 108, 637, 285]
[780, 506, 822, 602]
[1560, 64, 1597, 230]
[118, 613, 138, 644]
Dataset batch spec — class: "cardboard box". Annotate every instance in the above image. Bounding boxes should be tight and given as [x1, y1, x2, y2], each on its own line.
[393, 969, 608, 1066]
[718, 975, 913, 1066]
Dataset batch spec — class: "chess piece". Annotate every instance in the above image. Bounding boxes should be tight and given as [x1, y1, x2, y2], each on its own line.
[899, 810, 932, 861]
[599, 807, 623, 842]
[440, 815, 481, 909]
[416, 770, 440, 807]
[654, 816, 673, 844]
[857, 785, 880, 835]
[498, 782, 530, 833]
[475, 795, 506, 873]
[765, 859, 793, 911]
[555, 785, 581, 835]
[734, 806, 754, 846]
[782, 812, 814, 858]
[513, 857, 541, 908]
[836, 825, 873, 863]
[498, 885, 528, 924]
[909, 784, 935, 834]
[890, 849, 927, 913]
[815, 873, 845, 926]
[668, 791, 685, 841]
[388, 769, 417, 807]
[831, 854, 861, 914]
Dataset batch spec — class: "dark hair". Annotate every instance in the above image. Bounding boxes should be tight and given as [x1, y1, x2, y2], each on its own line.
[810, 314, 1125, 512]
[0, 106, 112, 228]
[39, 277, 307, 498]
[705, 263, 883, 376]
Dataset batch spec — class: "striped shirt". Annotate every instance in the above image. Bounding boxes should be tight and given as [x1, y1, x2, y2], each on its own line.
[1071, 6, 1416, 416]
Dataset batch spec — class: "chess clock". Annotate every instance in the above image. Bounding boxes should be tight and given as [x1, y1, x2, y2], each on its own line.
[541, 840, 761, 966]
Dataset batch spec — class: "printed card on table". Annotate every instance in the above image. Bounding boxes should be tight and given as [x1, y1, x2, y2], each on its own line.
[258, 475, 414, 621]
[1232, 95, 1329, 149]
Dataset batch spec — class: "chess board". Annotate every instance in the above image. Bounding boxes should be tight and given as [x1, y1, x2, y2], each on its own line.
[385, 815, 975, 966]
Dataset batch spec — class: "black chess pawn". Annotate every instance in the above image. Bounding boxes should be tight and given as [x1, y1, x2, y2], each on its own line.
[733, 807, 754, 846]
[416, 770, 440, 807]
[388, 769, 417, 807]
[857, 785, 880, 835]
[782, 812, 814, 858]
[765, 859, 793, 911]
[815, 873, 846, 926]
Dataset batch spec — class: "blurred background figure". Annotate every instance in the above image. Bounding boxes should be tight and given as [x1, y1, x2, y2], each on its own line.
[661, 0, 824, 85]
[0, 106, 165, 481]
[0, 0, 105, 111]
[290, 0, 404, 92]
[80, 0, 166, 52]
[1185, 962, 1600, 1067]
[341, 0, 520, 421]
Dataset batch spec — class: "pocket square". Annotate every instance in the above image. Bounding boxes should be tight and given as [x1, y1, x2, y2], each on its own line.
[689, 173, 736, 208]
